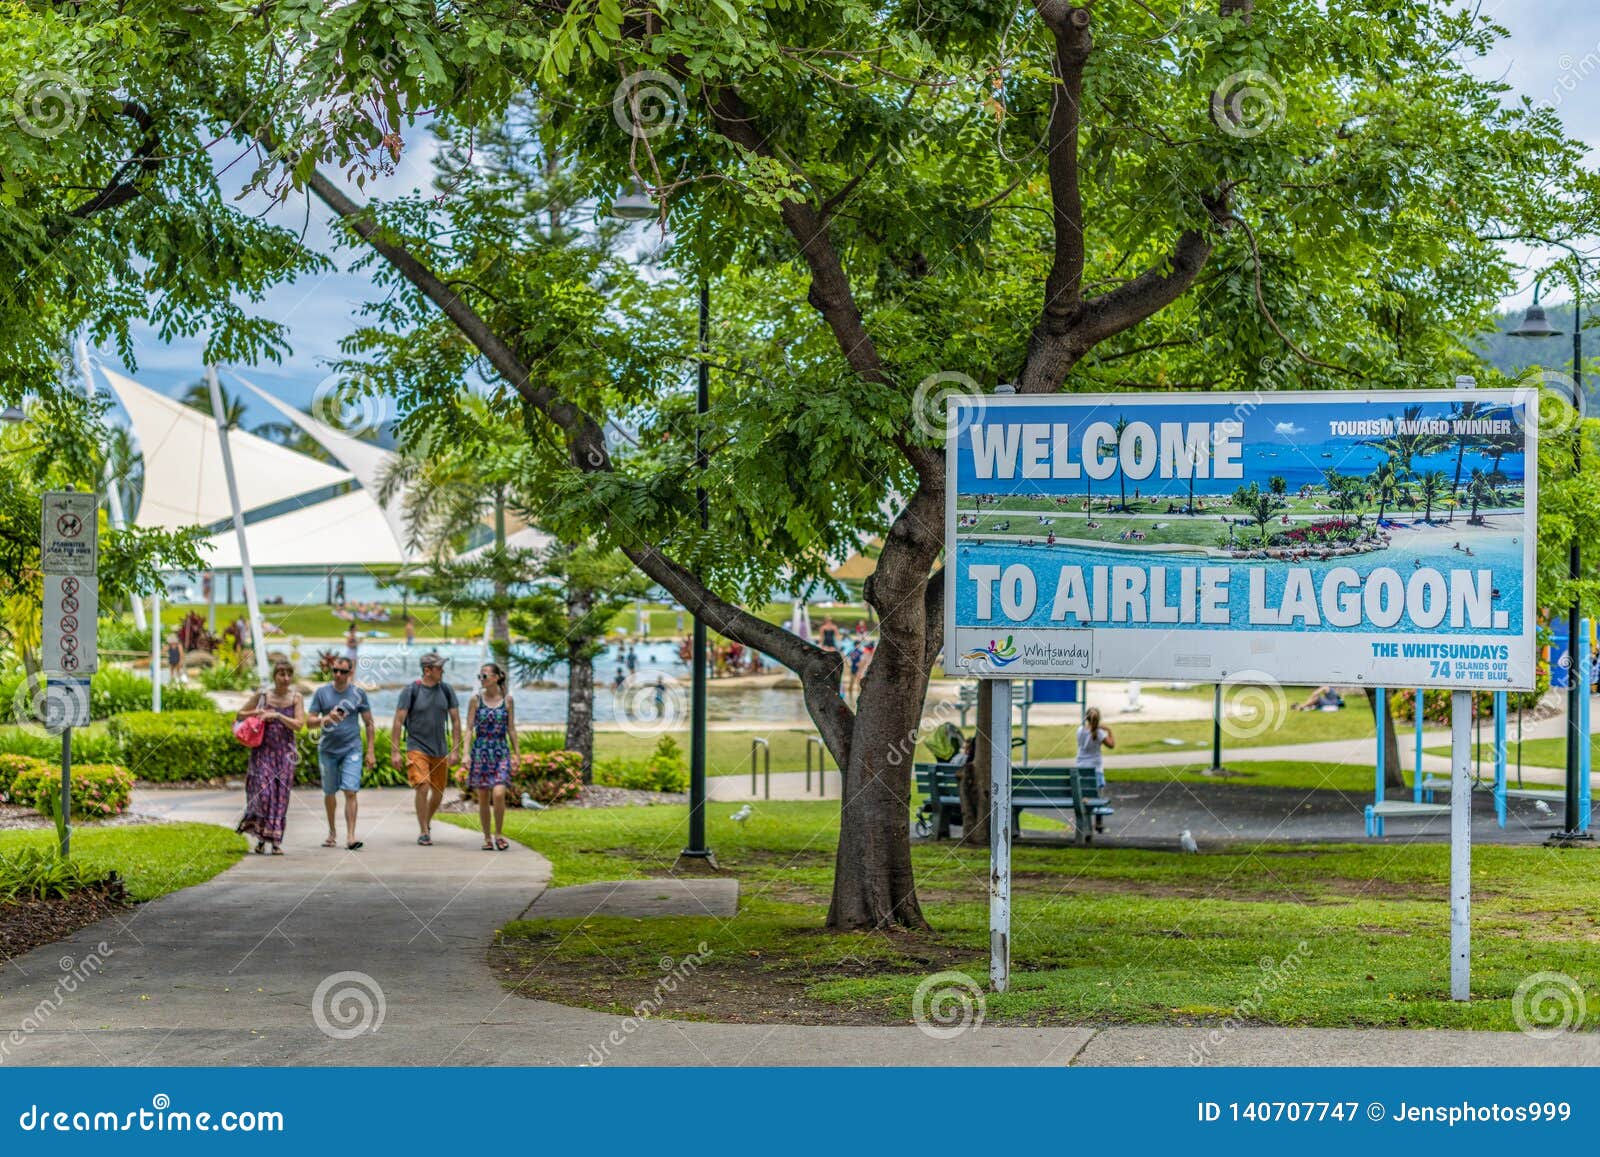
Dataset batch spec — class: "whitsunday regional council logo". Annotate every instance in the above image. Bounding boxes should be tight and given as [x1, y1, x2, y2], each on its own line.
[956, 630, 1093, 673]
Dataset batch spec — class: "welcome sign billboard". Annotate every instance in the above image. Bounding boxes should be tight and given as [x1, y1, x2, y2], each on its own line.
[944, 390, 1537, 690]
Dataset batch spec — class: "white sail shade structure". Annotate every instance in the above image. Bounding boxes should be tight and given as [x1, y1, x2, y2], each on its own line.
[229, 370, 414, 556]
[98, 367, 354, 531]
[197, 488, 409, 569]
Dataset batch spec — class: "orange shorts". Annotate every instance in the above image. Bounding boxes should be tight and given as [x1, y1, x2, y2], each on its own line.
[406, 751, 450, 791]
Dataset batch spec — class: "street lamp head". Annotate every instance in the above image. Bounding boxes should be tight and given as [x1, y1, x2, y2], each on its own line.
[610, 180, 657, 221]
[1509, 303, 1562, 339]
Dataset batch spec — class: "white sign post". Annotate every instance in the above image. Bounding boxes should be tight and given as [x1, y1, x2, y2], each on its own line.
[41, 573, 98, 675]
[945, 389, 1541, 1003]
[41, 490, 99, 858]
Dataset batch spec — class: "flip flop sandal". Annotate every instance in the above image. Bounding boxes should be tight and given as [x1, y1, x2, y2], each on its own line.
[346, 841, 363, 851]
[482, 842, 496, 851]
[495, 837, 510, 851]
[270, 846, 284, 855]
[322, 836, 339, 848]
[253, 840, 268, 855]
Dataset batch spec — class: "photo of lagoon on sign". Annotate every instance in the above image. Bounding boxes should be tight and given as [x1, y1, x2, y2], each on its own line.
[944, 390, 1537, 689]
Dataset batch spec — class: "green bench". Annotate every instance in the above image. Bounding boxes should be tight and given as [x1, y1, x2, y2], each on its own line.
[914, 762, 1113, 844]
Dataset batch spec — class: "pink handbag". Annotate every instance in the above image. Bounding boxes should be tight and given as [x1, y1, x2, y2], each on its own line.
[233, 714, 265, 748]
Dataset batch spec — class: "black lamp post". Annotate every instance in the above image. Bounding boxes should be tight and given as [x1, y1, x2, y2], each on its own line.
[1510, 268, 1591, 842]
[611, 182, 713, 861]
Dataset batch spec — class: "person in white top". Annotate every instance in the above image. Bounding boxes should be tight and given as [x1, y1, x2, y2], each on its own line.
[1076, 706, 1115, 788]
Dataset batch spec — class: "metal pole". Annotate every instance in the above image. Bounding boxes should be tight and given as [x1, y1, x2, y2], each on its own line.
[989, 678, 1013, 992]
[1494, 690, 1507, 828]
[78, 337, 144, 632]
[1413, 687, 1424, 803]
[1581, 621, 1592, 831]
[207, 365, 269, 684]
[151, 590, 162, 713]
[682, 279, 711, 860]
[1450, 689, 1472, 1001]
[1375, 687, 1386, 813]
[1209, 682, 1224, 772]
[1560, 286, 1589, 840]
[60, 724, 72, 858]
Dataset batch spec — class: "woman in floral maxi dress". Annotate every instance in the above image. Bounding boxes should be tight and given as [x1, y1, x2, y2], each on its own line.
[466, 663, 519, 851]
[237, 661, 305, 854]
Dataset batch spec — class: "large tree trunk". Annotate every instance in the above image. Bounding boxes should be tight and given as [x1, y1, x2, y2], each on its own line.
[960, 680, 992, 845]
[566, 588, 595, 782]
[825, 488, 942, 931]
[1365, 686, 1406, 791]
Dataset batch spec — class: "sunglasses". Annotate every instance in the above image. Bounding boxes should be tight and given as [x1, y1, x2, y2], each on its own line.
[332, 667, 352, 675]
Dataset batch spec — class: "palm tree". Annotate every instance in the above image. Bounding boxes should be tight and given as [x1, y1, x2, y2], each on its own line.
[1446, 399, 1485, 522]
[1234, 482, 1278, 545]
[1112, 414, 1129, 512]
[377, 445, 517, 647]
[1371, 460, 1398, 526]
[1418, 469, 1447, 524]
[1185, 437, 1211, 516]
[179, 381, 246, 429]
[97, 424, 144, 522]
[1369, 405, 1450, 489]
[1465, 468, 1498, 524]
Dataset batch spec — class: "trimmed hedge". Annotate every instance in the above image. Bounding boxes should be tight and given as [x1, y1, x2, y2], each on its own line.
[593, 735, 689, 793]
[12, 761, 134, 819]
[106, 710, 413, 787]
[0, 665, 211, 723]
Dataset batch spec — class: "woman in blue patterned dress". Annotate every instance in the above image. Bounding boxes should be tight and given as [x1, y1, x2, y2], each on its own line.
[466, 663, 519, 850]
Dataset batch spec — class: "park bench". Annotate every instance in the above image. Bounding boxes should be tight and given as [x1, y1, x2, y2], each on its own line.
[914, 762, 1113, 844]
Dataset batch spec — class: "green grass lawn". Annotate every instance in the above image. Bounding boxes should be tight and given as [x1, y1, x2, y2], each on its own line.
[1425, 735, 1599, 772]
[0, 823, 245, 901]
[457, 801, 1600, 1031]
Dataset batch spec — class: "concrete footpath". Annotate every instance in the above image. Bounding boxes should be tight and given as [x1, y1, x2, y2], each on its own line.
[2, 787, 1596, 1067]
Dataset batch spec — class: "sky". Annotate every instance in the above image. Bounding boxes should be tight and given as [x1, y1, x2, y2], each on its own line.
[103, 2, 1600, 426]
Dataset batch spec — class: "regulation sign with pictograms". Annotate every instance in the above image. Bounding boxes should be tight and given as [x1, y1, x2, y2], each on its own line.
[40, 491, 99, 577]
[42, 572, 98, 675]
[43, 677, 92, 733]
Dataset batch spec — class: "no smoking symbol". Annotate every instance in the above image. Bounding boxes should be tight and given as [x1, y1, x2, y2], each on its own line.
[56, 512, 83, 538]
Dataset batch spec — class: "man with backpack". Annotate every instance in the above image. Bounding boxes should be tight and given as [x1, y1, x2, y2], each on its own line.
[391, 652, 462, 846]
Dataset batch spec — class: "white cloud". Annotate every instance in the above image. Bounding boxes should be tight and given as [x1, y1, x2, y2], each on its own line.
[1274, 421, 1304, 436]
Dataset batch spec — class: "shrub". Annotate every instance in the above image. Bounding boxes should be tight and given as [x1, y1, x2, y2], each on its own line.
[0, 753, 49, 801]
[510, 750, 584, 805]
[518, 729, 567, 753]
[593, 735, 688, 793]
[0, 847, 110, 901]
[198, 638, 257, 691]
[12, 761, 134, 819]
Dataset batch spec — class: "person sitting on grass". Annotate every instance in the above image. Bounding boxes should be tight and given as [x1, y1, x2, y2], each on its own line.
[1293, 686, 1345, 711]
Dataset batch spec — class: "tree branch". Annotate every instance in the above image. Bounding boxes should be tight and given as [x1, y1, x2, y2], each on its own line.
[1033, 2, 1094, 318]
[298, 161, 852, 727]
[704, 86, 943, 487]
[61, 102, 161, 223]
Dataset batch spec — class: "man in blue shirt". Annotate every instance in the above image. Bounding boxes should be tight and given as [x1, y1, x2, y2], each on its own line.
[308, 657, 376, 850]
